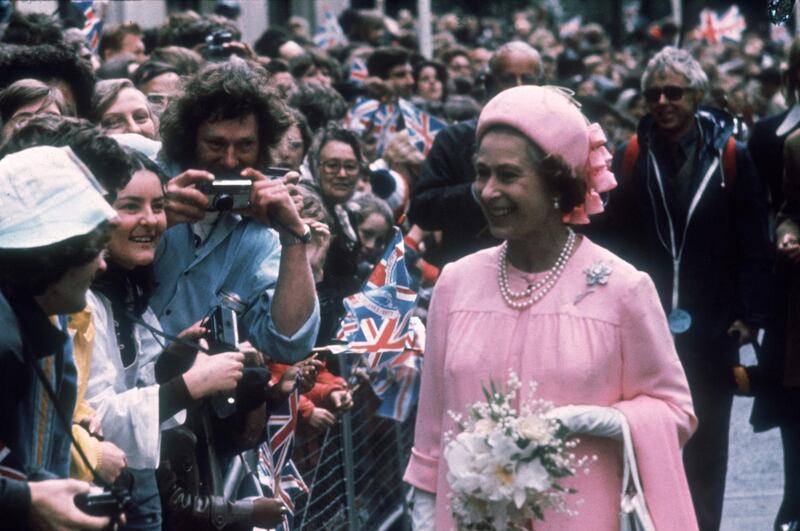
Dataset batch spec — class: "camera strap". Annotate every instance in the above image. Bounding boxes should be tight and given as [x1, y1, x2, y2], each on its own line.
[119, 308, 213, 355]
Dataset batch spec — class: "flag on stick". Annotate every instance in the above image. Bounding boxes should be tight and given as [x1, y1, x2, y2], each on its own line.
[335, 228, 424, 421]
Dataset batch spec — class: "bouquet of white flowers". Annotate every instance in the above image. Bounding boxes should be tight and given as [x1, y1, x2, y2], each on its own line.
[444, 371, 593, 530]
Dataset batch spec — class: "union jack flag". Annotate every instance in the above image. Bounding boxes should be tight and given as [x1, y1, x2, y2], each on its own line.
[313, 10, 347, 50]
[257, 389, 308, 530]
[695, 5, 746, 44]
[73, 1, 103, 52]
[370, 316, 424, 421]
[336, 229, 424, 421]
[399, 100, 448, 157]
[348, 57, 369, 86]
[344, 97, 400, 156]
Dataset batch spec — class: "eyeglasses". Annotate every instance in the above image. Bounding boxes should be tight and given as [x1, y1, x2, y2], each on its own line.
[643, 85, 691, 104]
[321, 160, 360, 175]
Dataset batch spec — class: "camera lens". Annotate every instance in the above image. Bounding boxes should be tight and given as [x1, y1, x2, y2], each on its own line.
[213, 194, 234, 210]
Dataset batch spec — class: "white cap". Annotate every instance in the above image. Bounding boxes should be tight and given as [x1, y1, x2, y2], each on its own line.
[0, 146, 117, 249]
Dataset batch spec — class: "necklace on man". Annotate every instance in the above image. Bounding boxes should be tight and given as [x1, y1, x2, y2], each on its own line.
[498, 227, 576, 309]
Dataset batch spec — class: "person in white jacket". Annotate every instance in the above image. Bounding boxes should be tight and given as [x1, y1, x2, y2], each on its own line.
[81, 150, 251, 530]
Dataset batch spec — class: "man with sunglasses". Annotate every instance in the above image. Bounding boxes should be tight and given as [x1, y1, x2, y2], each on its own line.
[595, 46, 772, 531]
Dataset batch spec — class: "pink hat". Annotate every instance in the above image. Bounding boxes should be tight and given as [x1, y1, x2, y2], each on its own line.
[476, 85, 617, 224]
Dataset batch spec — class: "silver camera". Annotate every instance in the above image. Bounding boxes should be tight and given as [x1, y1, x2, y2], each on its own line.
[199, 179, 252, 211]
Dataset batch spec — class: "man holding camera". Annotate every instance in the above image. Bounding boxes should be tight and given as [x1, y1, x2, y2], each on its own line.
[153, 60, 319, 363]
[0, 146, 119, 530]
[151, 60, 317, 529]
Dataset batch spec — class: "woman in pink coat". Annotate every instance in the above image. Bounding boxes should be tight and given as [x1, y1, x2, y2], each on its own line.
[403, 85, 699, 530]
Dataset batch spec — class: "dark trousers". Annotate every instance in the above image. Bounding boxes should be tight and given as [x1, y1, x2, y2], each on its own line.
[776, 423, 800, 530]
[677, 337, 738, 531]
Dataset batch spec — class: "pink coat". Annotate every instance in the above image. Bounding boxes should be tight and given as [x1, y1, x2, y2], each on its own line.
[404, 238, 699, 530]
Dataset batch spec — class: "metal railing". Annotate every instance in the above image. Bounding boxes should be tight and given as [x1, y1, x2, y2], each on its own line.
[291, 359, 416, 531]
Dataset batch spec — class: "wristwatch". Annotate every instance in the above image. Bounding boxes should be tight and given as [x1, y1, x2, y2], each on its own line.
[279, 223, 312, 247]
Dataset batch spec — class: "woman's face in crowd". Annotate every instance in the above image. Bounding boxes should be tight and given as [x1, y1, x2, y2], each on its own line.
[302, 66, 333, 88]
[318, 140, 359, 204]
[448, 55, 473, 79]
[140, 72, 181, 117]
[357, 212, 391, 262]
[108, 168, 167, 270]
[474, 130, 556, 242]
[269, 124, 305, 171]
[2, 97, 62, 140]
[101, 87, 157, 139]
[417, 66, 443, 102]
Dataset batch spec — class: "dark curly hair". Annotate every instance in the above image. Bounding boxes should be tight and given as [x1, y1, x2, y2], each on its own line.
[157, 11, 240, 49]
[367, 47, 410, 80]
[0, 114, 134, 201]
[288, 82, 348, 133]
[147, 46, 204, 76]
[0, 222, 112, 296]
[476, 125, 586, 214]
[0, 44, 95, 118]
[0, 11, 64, 46]
[159, 60, 292, 169]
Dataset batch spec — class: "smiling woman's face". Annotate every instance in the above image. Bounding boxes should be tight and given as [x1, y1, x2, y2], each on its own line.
[107, 168, 166, 269]
[101, 87, 157, 139]
[318, 140, 359, 204]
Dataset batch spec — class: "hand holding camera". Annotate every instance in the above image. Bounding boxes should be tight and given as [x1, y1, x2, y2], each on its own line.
[183, 350, 245, 400]
[164, 169, 213, 226]
[244, 167, 306, 235]
[29, 479, 116, 531]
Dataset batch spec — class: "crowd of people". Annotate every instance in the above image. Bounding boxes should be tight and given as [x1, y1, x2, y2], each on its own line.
[0, 2, 797, 531]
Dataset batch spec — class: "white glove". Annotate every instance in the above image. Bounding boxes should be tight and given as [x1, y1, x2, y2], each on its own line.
[545, 404, 625, 441]
[410, 488, 436, 531]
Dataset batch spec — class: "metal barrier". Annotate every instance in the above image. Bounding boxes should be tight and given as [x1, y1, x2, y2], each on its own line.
[291, 369, 416, 531]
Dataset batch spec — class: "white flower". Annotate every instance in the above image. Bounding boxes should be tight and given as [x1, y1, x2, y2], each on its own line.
[445, 372, 590, 528]
[516, 458, 552, 494]
[516, 415, 553, 445]
[445, 433, 489, 495]
[474, 418, 496, 434]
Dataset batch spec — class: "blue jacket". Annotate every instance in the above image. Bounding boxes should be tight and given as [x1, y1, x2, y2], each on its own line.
[0, 288, 76, 480]
[150, 212, 319, 363]
[592, 107, 772, 349]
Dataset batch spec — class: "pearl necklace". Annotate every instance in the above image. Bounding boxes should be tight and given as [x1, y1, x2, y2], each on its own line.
[498, 228, 576, 309]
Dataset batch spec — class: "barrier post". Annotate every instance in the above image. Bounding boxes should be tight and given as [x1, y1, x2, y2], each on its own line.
[338, 354, 360, 531]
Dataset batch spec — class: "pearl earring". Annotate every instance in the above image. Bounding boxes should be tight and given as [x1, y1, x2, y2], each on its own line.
[553, 197, 560, 210]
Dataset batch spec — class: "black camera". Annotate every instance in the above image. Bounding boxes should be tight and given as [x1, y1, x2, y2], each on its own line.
[203, 30, 235, 61]
[265, 166, 290, 179]
[74, 485, 133, 520]
[199, 178, 252, 211]
[205, 291, 246, 418]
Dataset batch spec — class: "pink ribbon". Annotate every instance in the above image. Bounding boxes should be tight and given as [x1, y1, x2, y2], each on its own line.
[563, 122, 618, 225]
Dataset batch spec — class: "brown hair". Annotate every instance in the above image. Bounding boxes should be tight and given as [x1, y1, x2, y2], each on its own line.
[99, 22, 142, 59]
[0, 78, 66, 124]
[90, 79, 157, 132]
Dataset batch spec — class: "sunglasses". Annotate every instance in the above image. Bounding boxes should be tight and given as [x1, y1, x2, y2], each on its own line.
[643, 85, 692, 103]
